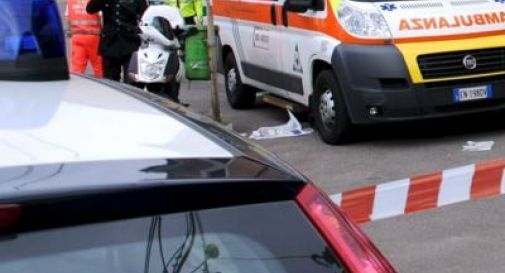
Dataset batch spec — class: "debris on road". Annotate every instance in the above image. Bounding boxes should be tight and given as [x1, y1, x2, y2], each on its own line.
[249, 111, 314, 140]
[462, 141, 494, 152]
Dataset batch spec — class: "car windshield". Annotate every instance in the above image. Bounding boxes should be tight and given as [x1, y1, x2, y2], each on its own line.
[0, 201, 346, 273]
[0, 0, 67, 81]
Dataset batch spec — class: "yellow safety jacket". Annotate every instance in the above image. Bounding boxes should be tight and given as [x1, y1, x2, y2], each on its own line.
[165, 0, 203, 18]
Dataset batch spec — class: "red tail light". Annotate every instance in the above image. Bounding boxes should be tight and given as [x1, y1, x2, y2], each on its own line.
[0, 204, 21, 230]
[296, 184, 396, 273]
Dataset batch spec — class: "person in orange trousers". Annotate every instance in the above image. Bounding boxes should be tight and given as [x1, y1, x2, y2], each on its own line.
[66, 0, 103, 77]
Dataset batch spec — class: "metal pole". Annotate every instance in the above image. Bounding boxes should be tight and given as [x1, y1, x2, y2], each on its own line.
[206, 0, 222, 123]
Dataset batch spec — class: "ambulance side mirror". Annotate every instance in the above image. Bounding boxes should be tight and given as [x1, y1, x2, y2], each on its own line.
[313, 0, 325, 11]
[285, 0, 324, 13]
[284, 0, 312, 13]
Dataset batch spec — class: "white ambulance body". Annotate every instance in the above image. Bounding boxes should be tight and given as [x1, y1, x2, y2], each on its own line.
[215, 0, 505, 144]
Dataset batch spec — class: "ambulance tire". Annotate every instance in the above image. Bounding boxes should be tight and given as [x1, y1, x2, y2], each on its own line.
[313, 71, 352, 145]
[224, 53, 256, 109]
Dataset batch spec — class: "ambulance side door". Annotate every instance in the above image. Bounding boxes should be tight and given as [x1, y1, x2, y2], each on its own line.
[233, 0, 287, 97]
[278, 0, 328, 105]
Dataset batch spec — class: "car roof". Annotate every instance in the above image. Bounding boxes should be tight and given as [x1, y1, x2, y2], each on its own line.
[0, 75, 305, 201]
[0, 75, 234, 168]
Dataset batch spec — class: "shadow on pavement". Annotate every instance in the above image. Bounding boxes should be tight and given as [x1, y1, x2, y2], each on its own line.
[342, 110, 505, 144]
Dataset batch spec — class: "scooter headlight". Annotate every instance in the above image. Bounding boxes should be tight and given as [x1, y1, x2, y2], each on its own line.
[337, 2, 391, 39]
[140, 59, 165, 80]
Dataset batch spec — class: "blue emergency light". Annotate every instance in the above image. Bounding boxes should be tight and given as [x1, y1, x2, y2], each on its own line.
[0, 0, 69, 81]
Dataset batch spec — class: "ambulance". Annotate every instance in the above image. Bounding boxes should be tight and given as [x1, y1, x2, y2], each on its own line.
[214, 0, 505, 144]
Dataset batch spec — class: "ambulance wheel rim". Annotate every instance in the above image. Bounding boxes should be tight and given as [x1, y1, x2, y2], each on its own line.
[227, 68, 237, 93]
[319, 89, 336, 128]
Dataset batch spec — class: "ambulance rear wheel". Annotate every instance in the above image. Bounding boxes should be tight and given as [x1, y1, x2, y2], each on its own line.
[225, 53, 256, 109]
[313, 70, 351, 145]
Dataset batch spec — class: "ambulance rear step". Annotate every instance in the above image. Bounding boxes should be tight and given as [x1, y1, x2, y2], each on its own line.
[260, 94, 306, 113]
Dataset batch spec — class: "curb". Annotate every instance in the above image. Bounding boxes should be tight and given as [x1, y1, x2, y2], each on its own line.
[330, 159, 505, 224]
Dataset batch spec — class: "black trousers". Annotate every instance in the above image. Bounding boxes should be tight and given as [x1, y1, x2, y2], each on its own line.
[132, 81, 181, 103]
[103, 55, 132, 82]
[184, 16, 195, 25]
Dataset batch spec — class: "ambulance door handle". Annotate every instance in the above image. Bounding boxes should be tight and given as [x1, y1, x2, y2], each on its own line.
[281, 4, 288, 27]
[270, 4, 277, 26]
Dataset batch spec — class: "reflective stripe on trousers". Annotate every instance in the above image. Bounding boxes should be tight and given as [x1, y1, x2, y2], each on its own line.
[70, 19, 102, 26]
[71, 30, 101, 35]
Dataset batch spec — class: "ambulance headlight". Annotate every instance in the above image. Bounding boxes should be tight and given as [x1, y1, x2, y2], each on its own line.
[140, 59, 165, 80]
[337, 3, 391, 39]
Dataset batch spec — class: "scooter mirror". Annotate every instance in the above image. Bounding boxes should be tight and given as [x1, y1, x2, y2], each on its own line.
[185, 27, 199, 37]
[177, 26, 199, 40]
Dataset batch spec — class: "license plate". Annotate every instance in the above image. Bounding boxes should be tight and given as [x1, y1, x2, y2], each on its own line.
[453, 85, 492, 102]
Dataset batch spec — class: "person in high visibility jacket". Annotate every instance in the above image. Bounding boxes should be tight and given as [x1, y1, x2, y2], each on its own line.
[66, 0, 103, 77]
[164, 0, 203, 25]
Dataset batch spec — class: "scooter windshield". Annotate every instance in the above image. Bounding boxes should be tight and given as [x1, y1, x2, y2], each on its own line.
[152, 16, 175, 41]
[0, 0, 68, 81]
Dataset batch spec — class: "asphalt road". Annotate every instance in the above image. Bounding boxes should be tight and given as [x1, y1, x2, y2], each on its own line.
[181, 79, 505, 273]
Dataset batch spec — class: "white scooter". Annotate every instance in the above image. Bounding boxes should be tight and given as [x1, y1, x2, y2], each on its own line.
[128, 5, 196, 103]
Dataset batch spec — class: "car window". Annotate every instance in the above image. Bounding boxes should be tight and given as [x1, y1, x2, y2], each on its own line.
[0, 201, 346, 273]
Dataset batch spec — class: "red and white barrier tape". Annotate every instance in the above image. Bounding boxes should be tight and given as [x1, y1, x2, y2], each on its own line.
[330, 159, 505, 224]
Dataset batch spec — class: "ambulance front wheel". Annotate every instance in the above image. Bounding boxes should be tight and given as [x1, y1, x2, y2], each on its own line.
[313, 70, 352, 145]
[224, 53, 256, 109]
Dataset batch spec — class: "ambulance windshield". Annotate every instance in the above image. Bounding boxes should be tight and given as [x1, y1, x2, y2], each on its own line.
[0, 0, 68, 81]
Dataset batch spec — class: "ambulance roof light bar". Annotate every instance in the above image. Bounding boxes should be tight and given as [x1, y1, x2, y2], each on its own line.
[0, 0, 69, 81]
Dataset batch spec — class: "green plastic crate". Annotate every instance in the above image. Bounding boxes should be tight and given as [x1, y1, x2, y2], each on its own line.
[184, 26, 210, 80]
